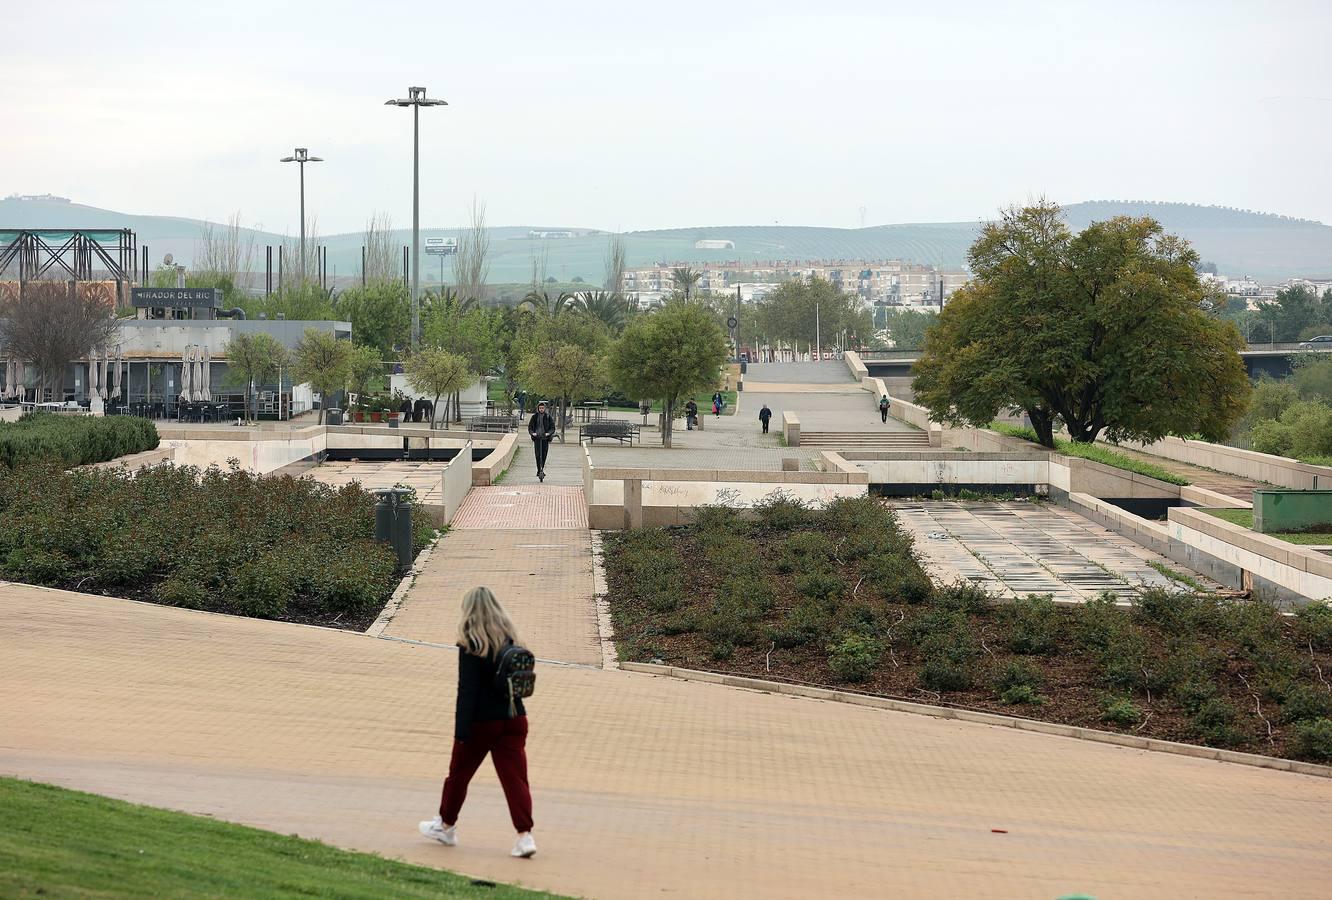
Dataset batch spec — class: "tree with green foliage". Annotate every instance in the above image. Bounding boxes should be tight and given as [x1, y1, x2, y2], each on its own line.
[344, 344, 382, 400]
[405, 348, 471, 429]
[1249, 400, 1332, 461]
[755, 278, 873, 352]
[236, 282, 336, 322]
[1256, 285, 1329, 343]
[335, 282, 410, 357]
[607, 302, 728, 447]
[913, 202, 1251, 448]
[224, 332, 288, 422]
[572, 290, 633, 333]
[880, 308, 936, 351]
[291, 329, 351, 424]
[671, 267, 702, 300]
[513, 310, 611, 439]
[519, 289, 574, 317]
[423, 306, 500, 422]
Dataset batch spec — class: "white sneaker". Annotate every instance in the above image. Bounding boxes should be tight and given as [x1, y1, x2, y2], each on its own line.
[511, 832, 537, 858]
[418, 816, 457, 846]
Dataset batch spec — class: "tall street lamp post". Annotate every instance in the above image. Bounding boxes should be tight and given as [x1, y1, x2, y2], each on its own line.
[385, 86, 447, 349]
[279, 148, 323, 286]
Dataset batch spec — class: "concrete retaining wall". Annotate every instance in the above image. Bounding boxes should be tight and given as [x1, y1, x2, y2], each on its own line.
[439, 440, 474, 525]
[1168, 506, 1332, 604]
[1118, 435, 1332, 490]
[845, 451, 1047, 494]
[473, 432, 517, 485]
[782, 411, 800, 446]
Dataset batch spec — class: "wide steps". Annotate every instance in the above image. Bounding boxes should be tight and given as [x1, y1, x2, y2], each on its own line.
[799, 431, 931, 448]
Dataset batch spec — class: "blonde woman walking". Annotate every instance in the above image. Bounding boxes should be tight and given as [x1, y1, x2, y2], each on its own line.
[419, 587, 538, 858]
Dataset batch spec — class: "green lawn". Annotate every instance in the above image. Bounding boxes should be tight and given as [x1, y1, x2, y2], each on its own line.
[988, 423, 1190, 486]
[1201, 508, 1332, 545]
[0, 777, 562, 899]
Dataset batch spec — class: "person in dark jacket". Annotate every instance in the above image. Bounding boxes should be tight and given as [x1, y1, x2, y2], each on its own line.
[420, 586, 536, 858]
[684, 398, 698, 430]
[528, 401, 556, 481]
[399, 396, 414, 421]
[759, 403, 772, 433]
[879, 395, 890, 424]
[712, 391, 724, 417]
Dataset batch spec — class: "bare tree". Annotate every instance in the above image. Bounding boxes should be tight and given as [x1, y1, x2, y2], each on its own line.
[0, 281, 121, 401]
[603, 233, 627, 293]
[453, 197, 490, 303]
[196, 212, 256, 289]
[280, 214, 322, 289]
[529, 241, 550, 293]
[362, 212, 398, 284]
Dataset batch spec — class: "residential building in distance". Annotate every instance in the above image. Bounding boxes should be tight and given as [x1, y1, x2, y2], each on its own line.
[623, 259, 969, 307]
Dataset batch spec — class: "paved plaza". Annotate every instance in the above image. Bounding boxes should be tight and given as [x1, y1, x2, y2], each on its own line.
[895, 500, 1210, 602]
[4, 584, 1332, 899]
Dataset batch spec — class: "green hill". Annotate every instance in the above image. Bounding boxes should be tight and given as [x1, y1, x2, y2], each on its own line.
[3, 196, 1328, 285]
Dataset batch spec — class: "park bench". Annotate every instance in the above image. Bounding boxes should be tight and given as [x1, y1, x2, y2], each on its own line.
[468, 415, 519, 433]
[578, 420, 639, 445]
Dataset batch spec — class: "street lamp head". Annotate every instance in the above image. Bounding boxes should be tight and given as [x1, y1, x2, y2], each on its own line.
[386, 86, 448, 107]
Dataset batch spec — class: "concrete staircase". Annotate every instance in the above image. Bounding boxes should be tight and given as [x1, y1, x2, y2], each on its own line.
[798, 431, 932, 449]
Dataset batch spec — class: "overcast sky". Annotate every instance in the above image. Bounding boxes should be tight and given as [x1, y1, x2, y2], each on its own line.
[4, 0, 1330, 235]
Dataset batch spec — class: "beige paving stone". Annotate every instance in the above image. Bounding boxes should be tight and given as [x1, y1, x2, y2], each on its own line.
[384, 528, 600, 667]
[2, 585, 1331, 899]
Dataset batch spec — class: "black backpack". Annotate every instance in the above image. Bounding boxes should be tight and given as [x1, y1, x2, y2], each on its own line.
[494, 644, 536, 716]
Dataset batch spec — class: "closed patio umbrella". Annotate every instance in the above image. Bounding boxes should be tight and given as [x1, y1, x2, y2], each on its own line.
[2, 357, 13, 400]
[201, 345, 211, 401]
[87, 349, 100, 401]
[192, 345, 204, 402]
[179, 347, 193, 403]
[99, 349, 109, 400]
[111, 345, 123, 400]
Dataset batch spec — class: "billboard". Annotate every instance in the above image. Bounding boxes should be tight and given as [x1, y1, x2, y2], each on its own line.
[130, 287, 221, 309]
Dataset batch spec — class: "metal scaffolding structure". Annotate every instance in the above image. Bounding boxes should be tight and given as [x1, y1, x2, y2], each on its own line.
[0, 228, 137, 283]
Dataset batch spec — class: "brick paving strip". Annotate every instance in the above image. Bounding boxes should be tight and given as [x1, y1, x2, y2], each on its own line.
[3, 584, 1332, 898]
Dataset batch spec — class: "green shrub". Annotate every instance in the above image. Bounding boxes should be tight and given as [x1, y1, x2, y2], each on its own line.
[229, 551, 295, 618]
[1295, 604, 1332, 651]
[819, 496, 894, 535]
[931, 581, 990, 614]
[776, 532, 836, 573]
[865, 554, 933, 604]
[659, 611, 702, 635]
[1134, 588, 1225, 636]
[769, 602, 828, 648]
[1101, 696, 1142, 726]
[0, 412, 159, 469]
[1002, 594, 1060, 654]
[703, 595, 762, 647]
[1191, 697, 1242, 745]
[709, 641, 735, 661]
[1150, 640, 1224, 696]
[751, 491, 810, 531]
[827, 632, 882, 682]
[1000, 684, 1042, 705]
[1292, 718, 1332, 761]
[920, 654, 973, 692]
[794, 570, 845, 604]
[1098, 631, 1150, 691]
[1280, 684, 1332, 724]
[691, 503, 744, 533]
[994, 658, 1043, 693]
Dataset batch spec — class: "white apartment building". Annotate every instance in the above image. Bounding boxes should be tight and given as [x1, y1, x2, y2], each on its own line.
[622, 259, 968, 305]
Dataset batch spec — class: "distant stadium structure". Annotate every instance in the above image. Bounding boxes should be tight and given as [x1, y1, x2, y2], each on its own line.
[695, 239, 735, 250]
[528, 230, 575, 239]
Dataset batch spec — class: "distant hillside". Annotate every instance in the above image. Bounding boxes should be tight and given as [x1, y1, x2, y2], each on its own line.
[3, 197, 1328, 284]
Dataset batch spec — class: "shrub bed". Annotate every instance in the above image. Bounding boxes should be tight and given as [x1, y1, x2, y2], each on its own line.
[0, 463, 435, 630]
[0, 412, 159, 469]
[988, 422, 1190, 485]
[603, 495, 1332, 763]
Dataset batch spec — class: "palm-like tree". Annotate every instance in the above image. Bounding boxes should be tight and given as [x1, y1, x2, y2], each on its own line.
[520, 289, 575, 317]
[671, 267, 702, 300]
[573, 290, 632, 332]
[422, 286, 479, 316]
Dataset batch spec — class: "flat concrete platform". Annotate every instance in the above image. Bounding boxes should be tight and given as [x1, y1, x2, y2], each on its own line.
[895, 500, 1213, 601]
[2, 584, 1330, 899]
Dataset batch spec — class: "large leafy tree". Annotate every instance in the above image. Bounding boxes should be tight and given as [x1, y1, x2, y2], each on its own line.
[913, 202, 1251, 448]
[405, 348, 472, 429]
[335, 282, 410, 357]
[572, 290, 633, 333]
[515, 311, 610, 438]
[755, 278, 872, 352]
[291, 328, 351, 424]
[608, 302, 728, 447]
[0, 281, 121, 402]
[422, 306, 500, 422]
[224, 332, 288, 422]
[1256, 285, 1328, 343]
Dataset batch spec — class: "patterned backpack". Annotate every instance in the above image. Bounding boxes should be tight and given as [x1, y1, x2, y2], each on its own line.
[494, 644, 536, 716]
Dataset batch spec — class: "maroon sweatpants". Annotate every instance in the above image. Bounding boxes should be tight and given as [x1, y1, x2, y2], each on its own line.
[438, 716, 533, 832]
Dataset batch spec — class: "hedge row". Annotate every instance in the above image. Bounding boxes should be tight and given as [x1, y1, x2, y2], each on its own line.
[0, 413, 159, 469]
[0, 463, 435, 629]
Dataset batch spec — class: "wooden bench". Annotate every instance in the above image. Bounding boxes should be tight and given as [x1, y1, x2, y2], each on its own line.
[468, 415, 519, 433]
[578, 420, 639, 445]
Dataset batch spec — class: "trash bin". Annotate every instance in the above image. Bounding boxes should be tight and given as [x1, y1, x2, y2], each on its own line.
[373, 488, 415, 572]
[326, 408, 344, 426]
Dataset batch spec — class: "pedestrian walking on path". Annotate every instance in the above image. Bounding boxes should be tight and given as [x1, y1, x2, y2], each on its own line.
[759, 403, 772, 434]
[712, 390, 723, 417]
[879, 395, 890, 424]
[528, 401, 556, 482]
[420, 587, 537, 859]
[685, 398, 698, 430]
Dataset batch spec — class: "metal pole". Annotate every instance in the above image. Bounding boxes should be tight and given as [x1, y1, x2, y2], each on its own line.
[299, 161, 306, 284]
[815, 299, 821, 361]
[411, 102, 421, 349]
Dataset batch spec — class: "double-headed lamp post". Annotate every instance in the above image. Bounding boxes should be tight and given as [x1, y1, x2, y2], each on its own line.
[279, 148, 323, 285]
[385, 86, 447, 349]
